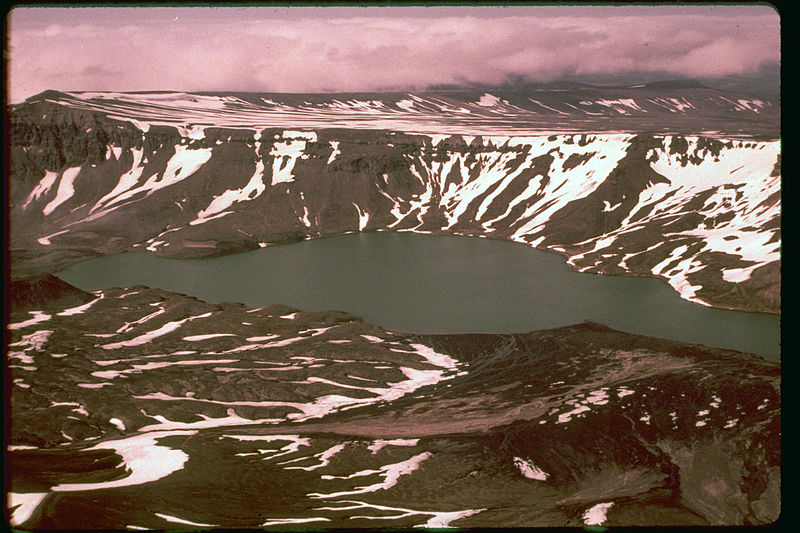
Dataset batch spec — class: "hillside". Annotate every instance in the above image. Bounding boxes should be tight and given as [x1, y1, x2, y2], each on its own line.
[8, 86, 781, 312]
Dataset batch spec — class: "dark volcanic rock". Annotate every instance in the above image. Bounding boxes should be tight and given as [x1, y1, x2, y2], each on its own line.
[10, 273, 95, 311]
[5, 85, 781, 527]
[7, 282, 780, 528]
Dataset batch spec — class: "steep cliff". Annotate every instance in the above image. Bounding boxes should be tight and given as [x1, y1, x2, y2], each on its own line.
[9, 88, 781, 312]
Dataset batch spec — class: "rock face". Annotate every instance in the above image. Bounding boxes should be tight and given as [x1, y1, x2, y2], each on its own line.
[8, 87, 780, 313]
[7, 281, 780, 528]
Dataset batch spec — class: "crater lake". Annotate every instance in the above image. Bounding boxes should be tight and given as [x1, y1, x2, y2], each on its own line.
[56, 231, 780, 360]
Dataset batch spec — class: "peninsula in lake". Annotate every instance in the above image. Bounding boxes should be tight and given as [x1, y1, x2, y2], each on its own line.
[6, 5, 780, 529]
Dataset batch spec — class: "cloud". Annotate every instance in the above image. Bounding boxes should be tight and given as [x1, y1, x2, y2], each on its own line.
[6, 7, 780, 102]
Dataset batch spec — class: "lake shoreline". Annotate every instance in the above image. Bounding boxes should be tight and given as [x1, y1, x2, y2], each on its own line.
[53, 232, 781, 360]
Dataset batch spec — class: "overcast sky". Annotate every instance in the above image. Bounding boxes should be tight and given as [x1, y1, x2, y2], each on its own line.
[6, 4, 780, 103]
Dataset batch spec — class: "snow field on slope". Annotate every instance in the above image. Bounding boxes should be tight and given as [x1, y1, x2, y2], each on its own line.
[506, 135, 633, 239]
[513, 457, 549, 481]
[37, 229, 70, 245]
[42, 167, 81, 216]
[309, 452, 432, 498]
[51, 430, 198, 491]
[100, 311, 213, 349]
[14, 429, 481, 526]
[440, 149, 525, 228]
[638, 138, 779, 281]
[57, 294, 104, 316]
[313, 500, 484, 528]
[90, 148, 146, 212]
[219, 434, 484, 526]
[8, 492, 49, 527]
[9, 329, 53, 351]
[26, 291, 465, 430]
[191, 140, 266, 225]
[49, 91, 774, 138]
[556, 136, 779, 294]
[80, 145, 212, 224]
[269, 131, 317, 185]
[129, 353, 455, 425]
[408, 134, 629, 233]
[23, 170, 59, 209]
[583, 502, 614, 526]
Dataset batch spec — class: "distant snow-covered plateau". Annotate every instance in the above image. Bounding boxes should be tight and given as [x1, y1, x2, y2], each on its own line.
[7, 83, 780, 528]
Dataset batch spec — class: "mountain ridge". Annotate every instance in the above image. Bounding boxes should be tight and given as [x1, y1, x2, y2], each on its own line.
[11, 83, 779, 138]
[9, 102, 781, 313]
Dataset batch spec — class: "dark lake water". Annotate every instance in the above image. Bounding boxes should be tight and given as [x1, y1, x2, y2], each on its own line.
[56, 232, 780, 361]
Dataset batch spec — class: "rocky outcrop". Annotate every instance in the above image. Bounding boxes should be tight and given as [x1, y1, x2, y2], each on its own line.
[10, 273, 95, 311]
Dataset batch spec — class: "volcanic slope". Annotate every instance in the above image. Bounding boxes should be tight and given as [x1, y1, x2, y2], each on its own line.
[8, 86, 781, 313]
[7, 280, 780, 529]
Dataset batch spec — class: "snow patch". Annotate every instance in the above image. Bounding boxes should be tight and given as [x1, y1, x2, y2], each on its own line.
[309, 452, 431, 498]
[557, 404, 590, 423]
[513, 456, 549, 480]
[97, 146, 213, 215]
[8, 311, 52, 330]
[37, 229, 69, 245]
[57, 295, 103, 316]
[154, 513, 216, 528]
[43, 167, 81, 216]
[353, 203, 370, 231]
[616, 387, 635, 398]
[583, 502, 614, 526]
[367, 439, 419, 454]
[269, 132, 316, 185]
[192, 141, 265, 226]
[397, 99, 415, 111]
[52, 430, 197, 491]
[584, 389, 609, 405]
[419, 508, 484, 528]
[327, 141, 341, 164]
[477, 93, 501, 107]
[8, 492, 49, 527]
[101, 312, 212, 349]
[23, 171, 59, 209]
[602, 200, 623, 212]
[10, 329, 53, 350]
[262, 517, 330, 526]
[283, 443, 348, 471]
[409, 343, 458, 369]
[182, 333, 236, 341]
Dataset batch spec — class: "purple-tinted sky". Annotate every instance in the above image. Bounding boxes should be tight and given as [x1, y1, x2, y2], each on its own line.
[6, 5, 780, 102]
